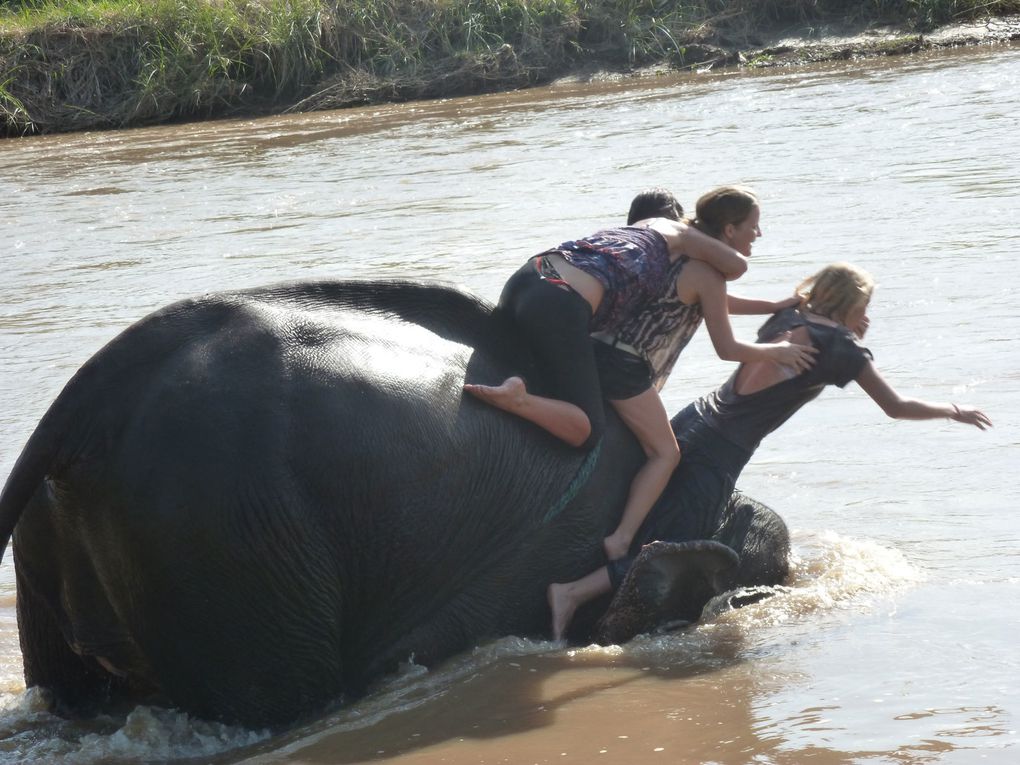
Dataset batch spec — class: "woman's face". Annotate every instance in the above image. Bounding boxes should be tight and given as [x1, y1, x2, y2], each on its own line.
[724, 205, 761, 257]
[845, 298, 871, 338]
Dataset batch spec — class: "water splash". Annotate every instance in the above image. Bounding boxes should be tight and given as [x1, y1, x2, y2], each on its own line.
[705, 528, 924, 628]
[0, 690, 268, 765]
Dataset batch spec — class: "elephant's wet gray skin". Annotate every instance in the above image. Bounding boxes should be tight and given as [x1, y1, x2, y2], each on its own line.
[0, 280, 789, 729]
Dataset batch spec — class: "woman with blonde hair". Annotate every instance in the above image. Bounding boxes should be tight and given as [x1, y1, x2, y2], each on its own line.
[548, 261, 991, 641]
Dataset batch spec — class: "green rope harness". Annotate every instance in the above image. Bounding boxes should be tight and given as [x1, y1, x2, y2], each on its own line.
[541, 439, 602, 525]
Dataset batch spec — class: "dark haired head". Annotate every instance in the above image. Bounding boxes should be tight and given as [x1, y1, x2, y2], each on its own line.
[627, 188, 683, 225]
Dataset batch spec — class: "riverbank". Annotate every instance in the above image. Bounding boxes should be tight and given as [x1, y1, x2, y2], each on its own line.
[2, 1, 1019, 137]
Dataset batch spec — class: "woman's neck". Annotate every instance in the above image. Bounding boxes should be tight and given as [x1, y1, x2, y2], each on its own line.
[803, 309, 845, 329]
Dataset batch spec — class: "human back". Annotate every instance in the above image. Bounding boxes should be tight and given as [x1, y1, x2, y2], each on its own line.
[697, 304, 872, 453]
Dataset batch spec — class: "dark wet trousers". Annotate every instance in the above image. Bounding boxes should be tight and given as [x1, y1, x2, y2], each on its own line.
[498, 259, 605, 450]
[607, 404, 753, 589]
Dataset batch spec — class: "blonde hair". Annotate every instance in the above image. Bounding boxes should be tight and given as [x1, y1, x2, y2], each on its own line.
[693, 186, 758, 239]
[796, 262, 875, 325]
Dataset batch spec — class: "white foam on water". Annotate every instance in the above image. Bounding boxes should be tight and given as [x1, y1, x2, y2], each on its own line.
[703, 528, 924, 632]
[0, 689, 269, 765]
[561, 528, 925, 668]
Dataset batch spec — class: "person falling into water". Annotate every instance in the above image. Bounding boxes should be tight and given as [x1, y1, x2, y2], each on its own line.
[465, 186, 817, 576]
[547, 261, 992, 641]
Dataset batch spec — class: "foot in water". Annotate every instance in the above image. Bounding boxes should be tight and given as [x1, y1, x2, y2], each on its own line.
[594, 540, 740, 645]
[547, 582, 577, 643]
[463, 376, 527, 413]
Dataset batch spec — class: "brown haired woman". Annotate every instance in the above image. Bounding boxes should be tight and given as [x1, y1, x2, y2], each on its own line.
[467, 186, 817, 567]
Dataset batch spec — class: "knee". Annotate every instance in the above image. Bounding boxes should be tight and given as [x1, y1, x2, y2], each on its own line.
[663, 442, 682, 470]
[647, 438, 681, 469]
[580, 409, 607, 451]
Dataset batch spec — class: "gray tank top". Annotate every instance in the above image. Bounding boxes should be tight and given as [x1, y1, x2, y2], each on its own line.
[697, 308, 873, 451]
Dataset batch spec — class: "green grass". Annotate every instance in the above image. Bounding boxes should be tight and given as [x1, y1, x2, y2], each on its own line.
[2, 0, 1018, 135]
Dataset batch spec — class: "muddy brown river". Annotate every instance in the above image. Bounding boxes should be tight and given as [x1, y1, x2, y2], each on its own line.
[1, 44, 1018, 764]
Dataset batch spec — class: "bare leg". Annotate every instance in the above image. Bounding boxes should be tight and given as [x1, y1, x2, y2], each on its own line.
[602, 388, 681, 561]
[464, 376, 592, 448]
[547, 567, 612, 641]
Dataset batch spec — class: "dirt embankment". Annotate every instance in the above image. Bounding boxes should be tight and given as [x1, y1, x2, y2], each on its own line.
[3, 14, 1019, 136]
[290, 16, 1020, 113]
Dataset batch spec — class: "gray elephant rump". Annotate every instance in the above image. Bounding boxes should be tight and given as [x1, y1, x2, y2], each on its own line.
[2, 279, 789, 729]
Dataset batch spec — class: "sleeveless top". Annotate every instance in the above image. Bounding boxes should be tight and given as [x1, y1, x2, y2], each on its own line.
[696, 308, 873, 452]
[546, 226, 671, 332]
[545, 226, 701, 388]
[609, 256, 704, 390]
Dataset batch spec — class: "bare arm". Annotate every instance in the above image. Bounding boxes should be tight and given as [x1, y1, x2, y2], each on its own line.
[855, 362, 992, 429]
[728, 293, 801, 315]
[647, 219, 748, 280]
[695, 265, 816, 371]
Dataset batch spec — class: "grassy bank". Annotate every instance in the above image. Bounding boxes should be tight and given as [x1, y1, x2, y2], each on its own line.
[2, 0, 1019, 136]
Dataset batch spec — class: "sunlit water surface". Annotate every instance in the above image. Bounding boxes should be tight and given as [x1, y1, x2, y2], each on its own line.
[1, 43, 1018, 764]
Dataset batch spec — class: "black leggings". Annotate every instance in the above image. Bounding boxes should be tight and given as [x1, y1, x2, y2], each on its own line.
[498, 260, 605, 450]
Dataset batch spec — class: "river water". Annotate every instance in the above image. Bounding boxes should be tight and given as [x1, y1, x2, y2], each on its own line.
[1, 43, 1018, 764]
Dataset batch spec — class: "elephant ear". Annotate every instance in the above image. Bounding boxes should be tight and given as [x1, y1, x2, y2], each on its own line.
[595, 540, 740, 646]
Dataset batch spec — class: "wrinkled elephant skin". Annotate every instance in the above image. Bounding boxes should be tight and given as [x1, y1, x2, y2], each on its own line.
[0, 280, 789, 729]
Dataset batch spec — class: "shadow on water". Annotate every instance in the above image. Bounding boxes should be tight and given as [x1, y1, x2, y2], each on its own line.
[0, 533, 1005, 764]
[216, 640, 979, 765]
[217, 641, 739, 765]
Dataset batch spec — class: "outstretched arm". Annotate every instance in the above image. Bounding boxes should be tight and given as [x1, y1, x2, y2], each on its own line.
[855, 362, 992, 429]
[728, 293, 801, 315]
[696, 268, 816, 371]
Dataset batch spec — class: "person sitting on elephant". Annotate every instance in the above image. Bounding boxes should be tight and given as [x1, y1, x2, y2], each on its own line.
[465, 186, 817, 565]
[628, 186, 803, 322]
[547, 261, 992, 641]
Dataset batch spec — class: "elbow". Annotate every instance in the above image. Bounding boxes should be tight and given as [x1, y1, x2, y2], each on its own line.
[714, 346, 741, 363]
[644, 439, 681, 469]
[881, 400, 906, 419]
[724, 259, 749, 281]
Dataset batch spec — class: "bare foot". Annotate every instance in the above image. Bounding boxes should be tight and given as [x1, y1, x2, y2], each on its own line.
[603, 533, 630, 561]
[547, 582, 577, 642]
[463, 376, 527, 413]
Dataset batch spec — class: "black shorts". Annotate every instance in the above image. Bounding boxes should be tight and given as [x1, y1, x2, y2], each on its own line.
[592, 339, 653, 401]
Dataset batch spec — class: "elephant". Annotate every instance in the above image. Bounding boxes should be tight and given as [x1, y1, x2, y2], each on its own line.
[0, 279, 789, 729]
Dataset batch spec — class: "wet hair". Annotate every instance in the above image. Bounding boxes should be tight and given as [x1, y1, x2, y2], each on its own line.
[795, 262, 875, 325]
[627, 187, 683, 225]
[693, 186, 758, 239]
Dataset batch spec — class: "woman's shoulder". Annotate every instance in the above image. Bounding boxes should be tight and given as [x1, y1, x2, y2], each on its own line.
[756, 307, 804, 341]
[803, 317, 874, 382]
[673, 258, 724, 291]
[678, 257, 723, 278]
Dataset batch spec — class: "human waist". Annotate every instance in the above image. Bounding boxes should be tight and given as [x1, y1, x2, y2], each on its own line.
[532, 253, 604, 315]
[590, 330, 643, 359]
[553, 227, 672, 325]
[673, 401, 753, 481]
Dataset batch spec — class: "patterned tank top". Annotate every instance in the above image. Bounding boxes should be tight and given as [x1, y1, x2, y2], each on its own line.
[611, 256, 704, 390]
[548, 226, 672, 332]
